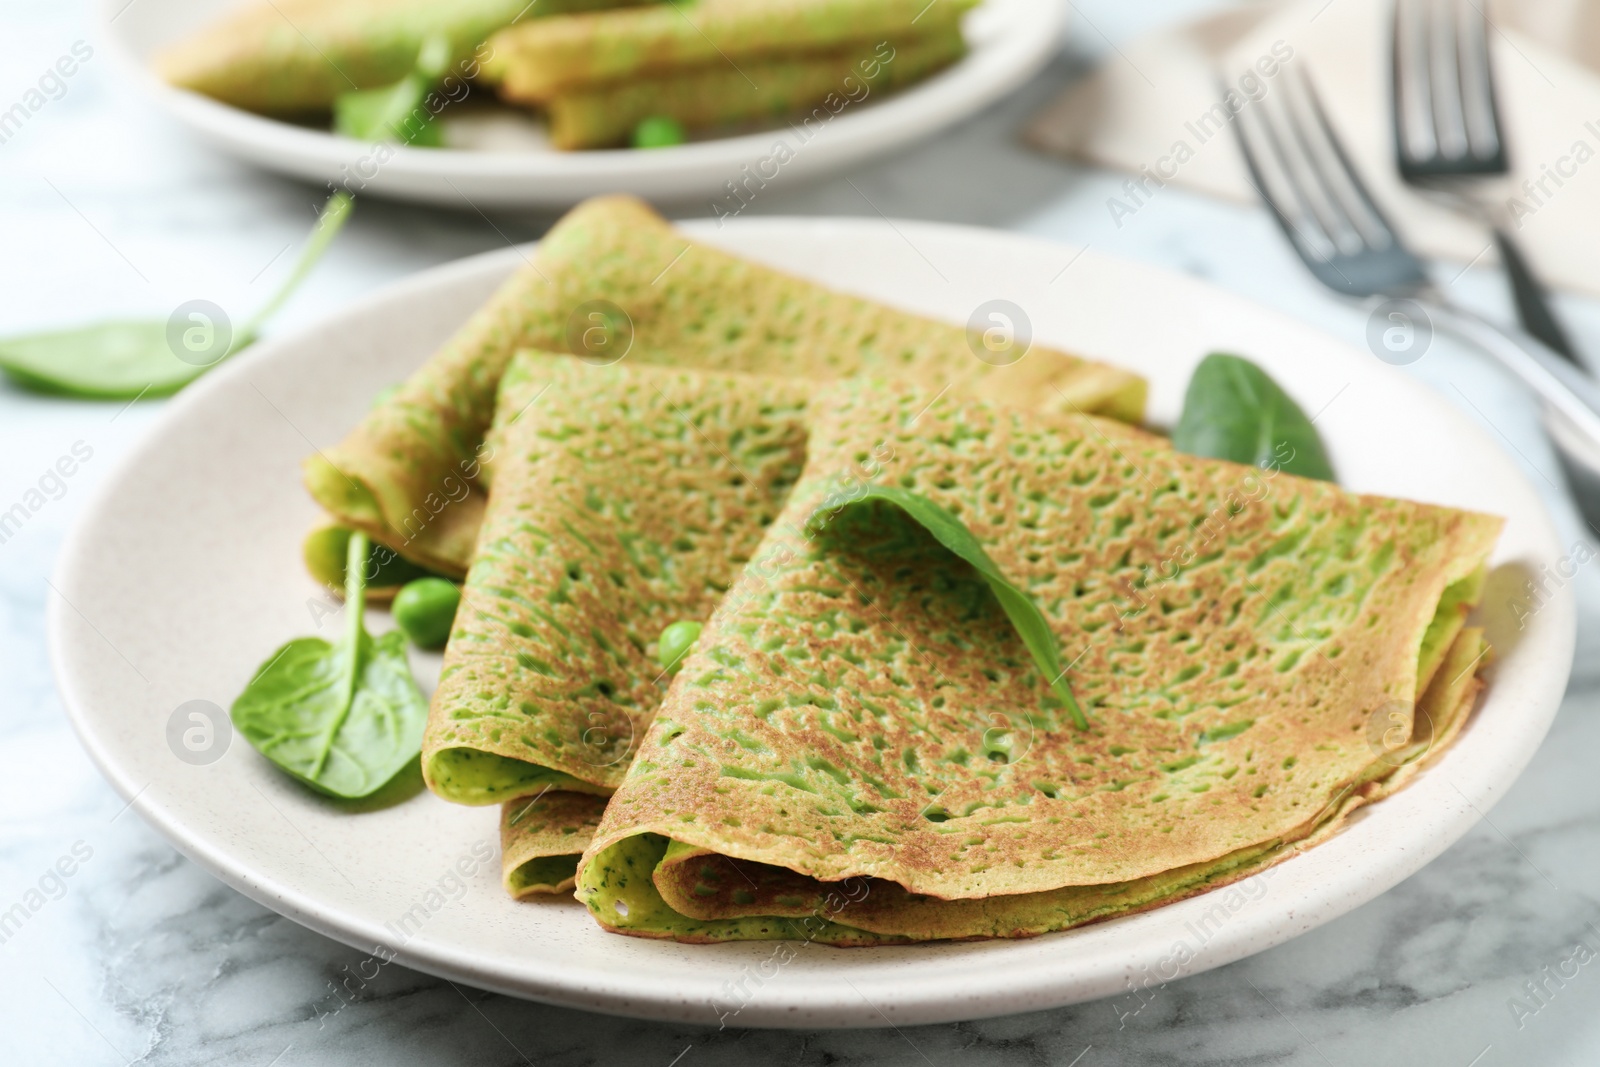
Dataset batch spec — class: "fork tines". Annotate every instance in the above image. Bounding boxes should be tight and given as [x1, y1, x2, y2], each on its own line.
[1230, 65, 1427, 296]
[1393, 0, 1506, 176]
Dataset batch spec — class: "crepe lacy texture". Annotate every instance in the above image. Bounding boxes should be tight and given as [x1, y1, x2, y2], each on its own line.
[583, 381, 1502, 912]
[422, 353, 810, 800]
[302, 195, 1145, 575]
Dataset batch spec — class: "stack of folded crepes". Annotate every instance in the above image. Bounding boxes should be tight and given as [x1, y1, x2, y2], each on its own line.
[156, 0, 979, 149]
[305, 196, 1500, 939]
[429, 352, 812, 892]
[481, 0, 976, 148]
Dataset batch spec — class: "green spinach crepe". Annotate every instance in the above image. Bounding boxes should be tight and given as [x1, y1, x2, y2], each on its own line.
[535, 31, 966, 150]
[424, 355, 812, 838]
[303, 195, 1146, 577]
[156, 0, 644, 114]
[576, 380, 1501, 942]
[483, 0, 975, 102]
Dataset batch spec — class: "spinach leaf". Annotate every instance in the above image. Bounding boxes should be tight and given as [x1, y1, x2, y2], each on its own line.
[1172, 353, 1334, 481]
[232, 190, 354, 352]
[0, 191, 353, 400]
[231, 531, 428, 798]
[333, 35, 450, 146]
[0, 322, 208, 399]
[806, 485, 1088, 730]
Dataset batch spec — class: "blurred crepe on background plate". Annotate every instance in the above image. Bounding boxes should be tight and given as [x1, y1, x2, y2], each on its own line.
[100, 0, 1067, 207]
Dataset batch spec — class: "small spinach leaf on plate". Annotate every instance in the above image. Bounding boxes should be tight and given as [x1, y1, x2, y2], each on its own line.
[805, 484, 1088, 730]
[232, 531, 428, 798]
[0, 322, 209, 398]
[1172, 353, 1334, 481]
[0, 191, 352, 400]
[334, 80, 443, 146]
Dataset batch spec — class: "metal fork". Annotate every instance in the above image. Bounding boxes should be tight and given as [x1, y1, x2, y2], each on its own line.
[1392, 0, 1580, 363]
[1228, 64, 1600, 455]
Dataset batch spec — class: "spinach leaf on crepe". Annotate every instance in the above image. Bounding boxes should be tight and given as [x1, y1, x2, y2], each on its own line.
[334, 35, 451, 146]
[0, 191, 352, 399]
[805, 485, 1087, 730]
[1173, 353, 1334, 481]
[232, 530, 428, 799]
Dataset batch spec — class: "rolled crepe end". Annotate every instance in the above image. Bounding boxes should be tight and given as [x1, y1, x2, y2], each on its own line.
[500, 790, 612, 898]
[303, 454, 385, 535]
[1078, 369, 1147, 425]
[576, 834, 906, 945]
[579, 625, 1493, 943]
[301, 453, 479, 579]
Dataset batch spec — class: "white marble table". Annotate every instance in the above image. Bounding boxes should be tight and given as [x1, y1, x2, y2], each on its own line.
[5, 2, 1600, 1064]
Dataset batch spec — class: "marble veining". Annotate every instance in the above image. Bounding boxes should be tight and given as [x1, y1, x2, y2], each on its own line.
[5, 1, 1600, 1063]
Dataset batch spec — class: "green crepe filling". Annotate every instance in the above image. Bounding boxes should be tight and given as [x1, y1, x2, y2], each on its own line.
[507, 854, 583, 895]
[1416, 565, 1486, 691]
[426, 747, 611, 804]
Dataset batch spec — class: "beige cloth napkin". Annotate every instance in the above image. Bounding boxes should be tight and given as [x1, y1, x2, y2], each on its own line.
[1028, 0, 1600, 297]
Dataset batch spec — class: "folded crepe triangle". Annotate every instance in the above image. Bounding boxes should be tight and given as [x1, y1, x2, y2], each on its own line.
[420, 354, 820, 890]
[576, 378, 1501, 941]
[302, 195, 1146, 577]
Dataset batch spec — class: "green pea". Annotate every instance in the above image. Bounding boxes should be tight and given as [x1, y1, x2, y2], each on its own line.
[302, 525, 435, 594]
[303, 525, 353, 590]
[632, 115, 687, 149]
[370, 383, 401, 409]
[392, 578, 461, 649]
[657, 619, 703, 674]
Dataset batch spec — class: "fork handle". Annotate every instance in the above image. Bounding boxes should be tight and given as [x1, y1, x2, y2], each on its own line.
[1424, 299, 1600, 448]
[1493, 227, 1582, 365]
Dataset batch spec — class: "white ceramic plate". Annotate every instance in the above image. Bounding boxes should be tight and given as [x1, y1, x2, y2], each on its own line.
[98, 0, 1065, 209]
[51, 218, 1574, 1027]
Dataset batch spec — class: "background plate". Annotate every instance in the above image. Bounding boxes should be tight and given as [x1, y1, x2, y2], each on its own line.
[50, 218, 1574, 1027]
[98, 0, 1066, 208]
